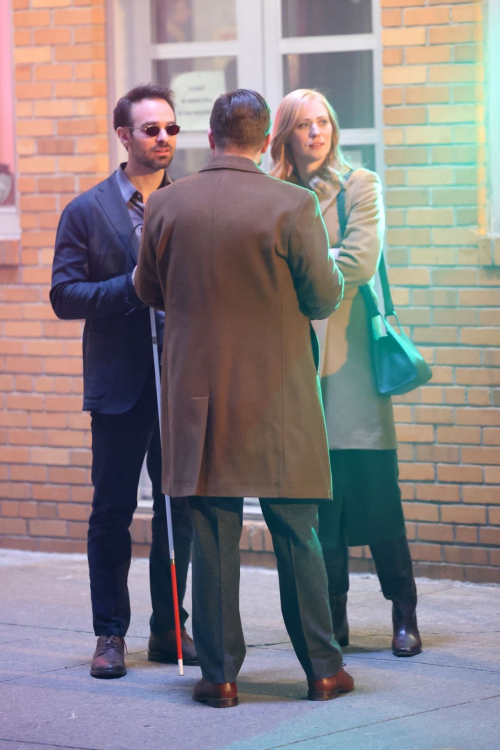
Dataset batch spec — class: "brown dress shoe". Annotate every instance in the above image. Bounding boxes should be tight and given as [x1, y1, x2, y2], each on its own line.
[90, 636, 127, 679]
[148, 629, 199, 666]
[392, 600, 423, 657]
[193, 678, 238, 708]
[308, 667, 354, 701]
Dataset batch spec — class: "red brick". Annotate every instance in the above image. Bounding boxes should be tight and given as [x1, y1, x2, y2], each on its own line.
[436, 427, 481, 444]
[18, 502, 39, 520]
[415, 406, 454, 424]
[33, 28, 71, 45]
[48, 467, 87, 485]
[418, 523, 454, 542]
[456, 525, 478, 543]
[32, 484, 69, 502]
[461, 447, 500, 465]
[57, 503, 90, 521]
[441, 505, 486, 524]
[0, 518, 28, 535]
[438, 464, 483, 483]
[416, 445, 460, 463]
[399, 463, 435, 480]
[71, 486, 93, 503]
[484, 428, 500, 446]
[480, 527, 500, 545]
[408, 542, 442, 562]
[462, 486, 500, 505]
[14, 10, 51, 26]
[10, 465, 47, 482]
[37, 503, 57, 519]
[29, 519, 67, 537]
[396, 425, 434, 443]
[457, 409, 500, 426]
[445, 546, 488, 565]
[405, 6, 449, 24]
[490, 508, 500, 526]
[416, 484, 460, 503]
[31, 447, 70, 466]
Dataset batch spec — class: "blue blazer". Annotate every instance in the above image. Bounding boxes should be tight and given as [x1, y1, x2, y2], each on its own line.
[50, 172, 165, 414]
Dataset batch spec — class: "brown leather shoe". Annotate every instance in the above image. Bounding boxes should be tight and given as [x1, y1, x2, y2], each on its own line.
[90, 636, 127, 679]
[308, 667, 354, 701]
[193, 678, 238, 708]
[148, 629, 199, 666]
[392, 600, 423, 657]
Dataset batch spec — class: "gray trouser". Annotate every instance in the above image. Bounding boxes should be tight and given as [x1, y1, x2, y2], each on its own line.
[187, 496, 343, 683]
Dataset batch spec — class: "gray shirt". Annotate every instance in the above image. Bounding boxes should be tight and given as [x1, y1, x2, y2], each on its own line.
[115, 162, 170, 240]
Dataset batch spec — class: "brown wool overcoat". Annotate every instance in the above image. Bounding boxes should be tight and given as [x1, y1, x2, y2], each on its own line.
[135, 155, 344, 499]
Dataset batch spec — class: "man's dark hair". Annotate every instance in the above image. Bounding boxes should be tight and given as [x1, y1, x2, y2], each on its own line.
[113, 84, 175, 130]
[209, 89, 271, 150]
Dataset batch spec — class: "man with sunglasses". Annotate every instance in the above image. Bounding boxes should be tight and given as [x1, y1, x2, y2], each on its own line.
[50, 84, 197, 679]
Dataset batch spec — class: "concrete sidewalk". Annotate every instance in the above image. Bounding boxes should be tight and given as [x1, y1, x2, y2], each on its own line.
[0, 550, 499, 750]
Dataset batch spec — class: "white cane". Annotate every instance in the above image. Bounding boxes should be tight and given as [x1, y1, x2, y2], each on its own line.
[150, 307, 184, 676]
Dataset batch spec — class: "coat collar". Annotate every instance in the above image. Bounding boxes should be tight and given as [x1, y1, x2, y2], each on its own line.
[199, 154, 266, 176]
[95, 172, 139, 263]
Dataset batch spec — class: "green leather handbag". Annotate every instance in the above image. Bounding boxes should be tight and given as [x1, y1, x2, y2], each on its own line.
[337, 172, 432, 396]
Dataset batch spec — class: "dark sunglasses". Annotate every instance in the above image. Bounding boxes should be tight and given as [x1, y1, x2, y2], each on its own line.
[130, 124, 181, 137]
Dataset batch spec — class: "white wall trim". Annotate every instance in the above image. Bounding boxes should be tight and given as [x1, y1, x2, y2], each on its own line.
[280, 33, 376, 55]
[152, 41, 240, 60]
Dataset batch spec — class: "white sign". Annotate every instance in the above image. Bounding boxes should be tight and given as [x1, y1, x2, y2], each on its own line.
[172, 70, 226, 131]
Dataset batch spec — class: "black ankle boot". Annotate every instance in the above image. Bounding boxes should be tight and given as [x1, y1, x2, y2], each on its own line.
[392, 599, 422, 657]
[330, 593, 349, 647]
[370, 535, 423, 658]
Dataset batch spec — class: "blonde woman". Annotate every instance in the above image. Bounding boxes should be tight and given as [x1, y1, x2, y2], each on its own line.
[271, 89, 422, 657]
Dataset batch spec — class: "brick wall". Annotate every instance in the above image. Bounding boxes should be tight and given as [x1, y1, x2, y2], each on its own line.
[1, 0, 499, 581]
[0, 0, 108, 553]
[356, 0, 500, 584]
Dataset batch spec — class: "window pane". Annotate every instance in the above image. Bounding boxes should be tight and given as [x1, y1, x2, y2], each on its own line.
[154, 57, 237, 131]
[282, 0, 372, 37]
[343, 145, 376, 172]
[151, 0, 236, 44]
[284, 51, 374, 129]
[169, 148, 211, 180]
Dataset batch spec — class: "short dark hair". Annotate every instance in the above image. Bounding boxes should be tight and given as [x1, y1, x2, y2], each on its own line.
[209, 89, 271, 150]
[113, 84, 175, 130]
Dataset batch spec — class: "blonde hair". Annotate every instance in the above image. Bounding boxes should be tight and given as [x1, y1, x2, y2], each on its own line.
[270, 89, 350, 195]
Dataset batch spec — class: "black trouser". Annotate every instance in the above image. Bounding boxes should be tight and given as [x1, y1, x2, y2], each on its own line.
[188, 496, 343, 684]
[319, 528, 417, 604]
[88, 369, 193, 637]
[318, 449, 416, 605]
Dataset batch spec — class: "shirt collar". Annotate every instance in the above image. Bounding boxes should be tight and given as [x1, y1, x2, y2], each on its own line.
[116, 162, 171, 204]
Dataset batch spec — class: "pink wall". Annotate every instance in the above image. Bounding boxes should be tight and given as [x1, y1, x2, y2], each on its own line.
[0, 0, 15, 205]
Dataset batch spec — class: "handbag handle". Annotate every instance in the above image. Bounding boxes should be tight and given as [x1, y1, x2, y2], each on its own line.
[336, 170, 395, 319]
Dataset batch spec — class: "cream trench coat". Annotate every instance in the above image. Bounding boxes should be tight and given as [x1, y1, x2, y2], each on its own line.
[313, 168, 397, 450]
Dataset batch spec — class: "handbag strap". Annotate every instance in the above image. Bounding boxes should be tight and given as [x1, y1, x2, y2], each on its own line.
[335, 168, 353, 239]
[336, 169, 395, 319]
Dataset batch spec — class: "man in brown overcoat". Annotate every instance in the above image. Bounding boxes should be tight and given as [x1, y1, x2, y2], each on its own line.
[135, 89, 353, 707]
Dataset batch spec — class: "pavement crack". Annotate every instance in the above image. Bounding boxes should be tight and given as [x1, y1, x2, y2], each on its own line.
[0, 737, 102, 750]
[0, 622, 148, 640]
[345, 652, 500, 674]
[267, 692, 500, 749]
